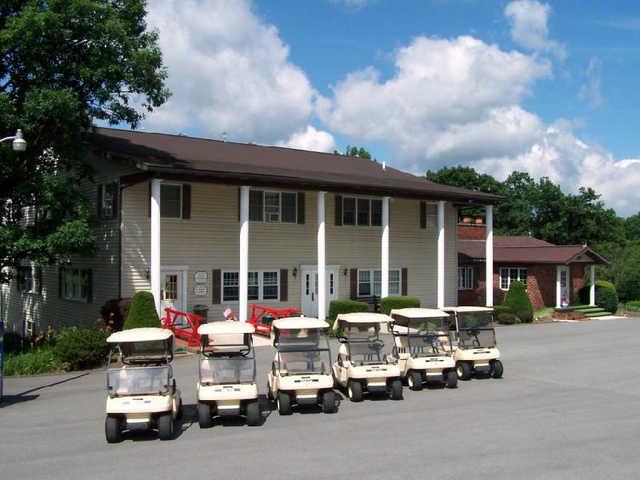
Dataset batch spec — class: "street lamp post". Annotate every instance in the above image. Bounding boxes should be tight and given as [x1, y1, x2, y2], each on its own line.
[0, 128, 27, 403]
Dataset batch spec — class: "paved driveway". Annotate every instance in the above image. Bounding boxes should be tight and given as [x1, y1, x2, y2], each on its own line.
[2, 317, 640, 480]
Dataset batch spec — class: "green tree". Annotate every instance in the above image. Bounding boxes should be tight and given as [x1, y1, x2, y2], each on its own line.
[335, 145, 375, 161]
[123, 291, 161, 329]
[0, 0, 169, 281]
[624, 213, 640, 240]
[502, 280, 533, 322]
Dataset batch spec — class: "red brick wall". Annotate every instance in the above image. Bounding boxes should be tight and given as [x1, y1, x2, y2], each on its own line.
[571, 264, 586, 297]
[457, 224, 486, 240]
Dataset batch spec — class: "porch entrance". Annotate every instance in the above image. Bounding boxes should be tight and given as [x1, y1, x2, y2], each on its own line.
[558, 265, 570, 307]
[160, 267, 187, 314]
[300, 265, 338, 317]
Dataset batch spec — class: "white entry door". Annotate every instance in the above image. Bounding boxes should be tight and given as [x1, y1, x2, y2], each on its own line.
[301, 266, 338, 317]
[559, 266, 570, 307]
[161, 268, 186, 314]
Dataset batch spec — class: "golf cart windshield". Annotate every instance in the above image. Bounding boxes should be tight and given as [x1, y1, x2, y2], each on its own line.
[107, 365, 171, 396]
[275, 328, 331, 375]
[341, 323, 391, 365]
[456, 312, 496, 348]
[199, 332, 255, 385]
[393, 318, 452, 357]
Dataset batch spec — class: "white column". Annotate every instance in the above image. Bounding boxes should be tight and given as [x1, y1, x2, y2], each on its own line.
[555, 266, 562, 308]
[381, 196, 390, 299]
[317, 192, 326, 320]
[239, 186, 250, 322]
[485, 205, 494, 307]
[437, 201, 446, 309]
[150, 179, 161, 316]
[589, 265, 596, 306]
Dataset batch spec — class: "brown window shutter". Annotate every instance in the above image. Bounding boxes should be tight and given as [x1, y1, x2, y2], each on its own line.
[350, 268, 358, 299]
[420, 201, 426, 229]
[280, 269, 288, 301]
[110, 182, 119, 219]
[86, 268, 93, 303]
[58, 267, 63, 298]
[401, 268, 408, 296]
[212, 269, 221, 304]
[297, 193, 305, 224]
[96, 184, 103, 218]
[182, 184, 191, 219]
[335, 195, 343, 226]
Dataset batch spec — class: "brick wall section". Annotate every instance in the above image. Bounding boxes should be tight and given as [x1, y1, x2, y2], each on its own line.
[571, 264, 586, 299]
[457, 224, 486, 240]
[527, 265, 556, 310]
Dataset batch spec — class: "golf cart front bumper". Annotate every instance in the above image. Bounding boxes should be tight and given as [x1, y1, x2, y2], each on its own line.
[349, 364, 401, 391]
[106, 395, 173, 427]
[454, 347, 500, 364]
[198, 382, 258, 402]
[279, 374, 334, 404]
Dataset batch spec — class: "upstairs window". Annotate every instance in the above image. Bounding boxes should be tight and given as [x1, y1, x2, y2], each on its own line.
[160, 184, 182, 218]
[342, 197, 383, 227]
[248, 190, 302, 224]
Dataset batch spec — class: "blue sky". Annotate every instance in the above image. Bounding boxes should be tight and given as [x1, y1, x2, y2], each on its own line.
[141, 0, 640, 215]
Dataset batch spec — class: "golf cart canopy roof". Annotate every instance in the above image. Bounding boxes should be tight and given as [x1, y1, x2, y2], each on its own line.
[106, 327, 173, 343]
[197, 321, 255, 335]
[390, 308, 449, 320]
[333, 312, 393, 331]
[443, 306, 494, 313]
[272, 317, 329, 330]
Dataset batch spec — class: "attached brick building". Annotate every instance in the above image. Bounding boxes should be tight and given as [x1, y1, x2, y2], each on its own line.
[456, 223, 609, 309]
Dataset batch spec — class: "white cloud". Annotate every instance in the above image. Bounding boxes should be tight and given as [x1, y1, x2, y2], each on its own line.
[143, 0, 314, 143]
[504, 0, 566, 59]
[317, 35, 550, 170]
[579, 57, 603, 107]
[277, 125, 336, 152]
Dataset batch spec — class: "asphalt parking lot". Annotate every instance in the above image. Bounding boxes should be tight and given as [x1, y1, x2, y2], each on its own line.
[2, 317, 640, 480]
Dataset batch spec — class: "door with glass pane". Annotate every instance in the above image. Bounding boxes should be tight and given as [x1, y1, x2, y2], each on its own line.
[300, 267, 338, 317]
[160, 269, 186, 315]
[559, 266, 570, 307]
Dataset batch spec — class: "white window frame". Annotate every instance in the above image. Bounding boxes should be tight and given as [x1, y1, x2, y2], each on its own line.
[357, 268, 401, 297]
[499, 267, 528, 291]
[61, 267, 90, 302]
[160, 183, 183, 219]
[342, 197, 383, 227]
[457, 266, 475, 290]
[249, 190, 298, 224]
[100, 183, 115, 218]
[18, 265, 36, 294]
[222, 270, 280, 302]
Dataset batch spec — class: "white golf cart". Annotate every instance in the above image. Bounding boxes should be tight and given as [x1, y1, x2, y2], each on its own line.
[196, 321, 261, 428]
[332, 312, 403, 401]
[267, 317, 338, 415]
[389, 308, 457, 390]
[444, 306, 503, 380]
[105, 328, 182, 442]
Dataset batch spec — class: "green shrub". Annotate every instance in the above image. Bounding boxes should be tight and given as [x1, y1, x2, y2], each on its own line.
[493, 305, 513, 317]
[3, 332, 26, 354]
[596, 287, 619, 314]
[100, 297, 132, 331]
[596, 279, 615, 290]
[503, 281, 533, 322]
[625, 300, 640, 312]
[578, 280, 619, 305]
[496, 313, 520, 325]
[53, 327, 110, 371]
[327, 300, 368, 335]
[4, 349, 62, 376]
[379, 296, 420, 314]
[123, 291, 160, 329]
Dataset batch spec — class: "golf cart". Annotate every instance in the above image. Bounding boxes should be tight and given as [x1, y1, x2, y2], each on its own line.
[332, 312, 403, 401]
[267, 317, 338, 415]
[389, 308, 457, 390]
[105, 328, 182, 443]
[444, 306, 503, 380]
[196, 321, 261, 428]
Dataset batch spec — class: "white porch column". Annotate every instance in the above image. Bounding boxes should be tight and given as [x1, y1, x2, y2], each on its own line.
[485, 205, 494, 307]
[239, 186, 250, 322]
[555, 266, 562, 309]
[437, 201, 446, 309]
[317, 192, 326, 320]
[381, 196, 390, 299]
[589, 265, 596, 306]
[150, 179, 161, 316]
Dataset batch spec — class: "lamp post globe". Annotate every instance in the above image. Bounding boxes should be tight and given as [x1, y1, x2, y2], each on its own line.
[12, 129, 27, 152]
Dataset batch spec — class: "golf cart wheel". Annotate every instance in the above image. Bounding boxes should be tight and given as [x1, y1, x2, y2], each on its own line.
[157, 412, 174, 440]
[389, 379, 403, 400]
[176, 398, 183, 420]
[456, 361, 473, 381]
[197, 402, 213, 428]
[105, 415, 122, 444]
[277, 392, 293, 415]
[347, 381, 363, 402]
[446, 370, 458, 388]
[490, 359, 504, 379]
[246, 400, 261, 426]
[322, 391, 338, 414]
[408, 371, 423, 391]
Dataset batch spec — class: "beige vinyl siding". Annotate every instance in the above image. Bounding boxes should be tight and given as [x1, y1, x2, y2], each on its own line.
[2, 154, 136, 333]
[121, 182, 460, 320]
